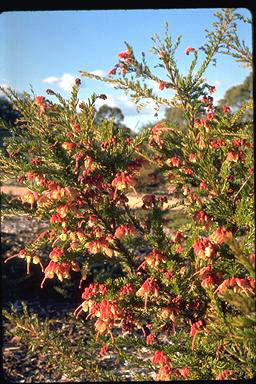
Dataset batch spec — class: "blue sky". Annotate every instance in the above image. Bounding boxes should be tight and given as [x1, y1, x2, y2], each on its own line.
[0, 8, 252, 131]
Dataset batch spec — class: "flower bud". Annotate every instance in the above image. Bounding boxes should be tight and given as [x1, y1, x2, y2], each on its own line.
[75, 78, 81, 86]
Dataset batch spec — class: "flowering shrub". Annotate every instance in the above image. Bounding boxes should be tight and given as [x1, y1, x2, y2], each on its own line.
[1, 8, 255, 381]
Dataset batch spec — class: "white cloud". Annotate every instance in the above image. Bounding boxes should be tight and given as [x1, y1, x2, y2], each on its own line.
[0, 82, 9, 95]
[43, 76, 59, 84]
[42, 73, 79, 92]
[95, 92, 146, 116]
[94, 90, 167, 132]
[59, 73, 77, 92]
[89, 69, 107, 77]
[95, 93, 117, 109]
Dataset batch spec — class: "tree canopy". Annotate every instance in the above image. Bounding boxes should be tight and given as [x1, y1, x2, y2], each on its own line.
[218, 72, 252, 110]
[94, 104, 124, 125]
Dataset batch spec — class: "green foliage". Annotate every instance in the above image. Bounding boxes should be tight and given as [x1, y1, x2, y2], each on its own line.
[2, 8, 255, 382]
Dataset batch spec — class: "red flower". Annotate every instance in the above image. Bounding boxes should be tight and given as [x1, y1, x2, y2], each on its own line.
[159, 81, 166, 90]
[119, 283, 135, 297]
[156, 364, 172, 381]
[189, 153, 196, 163]
[194, 119, 201, 128]
[62, 142, 76, 151]
[112, 172, 136, 192]
[226, 151, 239, 162]
[34, 96, 48, 115]
[108, 67, 117, 76]
[210, 139, 226, 149]
[190, 320, 204, 350]
[201, 96, 209, 104]
[21, 191, 38, 208]
[75, 78, 81, 86]
[49, 247, 64, 262]
[211, 227, 233, 244]
[142, 194, 156, 208]
[121, 63, 128, 75]
[207, 112, 215, 120]
[152, 350, 170, 366]
[146, 333, 155, 345]
[118, 48, 132, 60]
[136, 278, 159, 310]
[99, 344, 108, 357]
[114, 224, 136, 239]
[138, 249, 167, 270]
[193, 210, 212, 228]
[223, 105, 231, 113]
[200, 181, 208, 191]
[209, 86, 216, 94]
[171, 231, 183, 243]
[148, 123, 168, 148]
[71, 123, 80, 133]
[169, 156, 180, 167]
[57, 204, 70, 218]
[184, 168, 193, 175]
[185, 47, 195, 55]
[193, 237, 216, 259]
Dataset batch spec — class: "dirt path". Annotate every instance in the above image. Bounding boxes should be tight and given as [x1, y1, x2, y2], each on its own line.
[1, 185, 29, 196]
[1, 186, 184, 211]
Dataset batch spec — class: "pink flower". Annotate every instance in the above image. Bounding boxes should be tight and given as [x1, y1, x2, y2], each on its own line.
[200, 181, 209, 191]
[185, 47, 195, 55]
[184, 168, 193, 175]
[189, 153, 196, 162]
[169, 156, 180, 167]
[216, 370, 233, 380]
[179, 367, 190, 378]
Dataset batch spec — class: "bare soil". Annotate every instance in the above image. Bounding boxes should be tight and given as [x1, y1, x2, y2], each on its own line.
[1, 185, 183, 211]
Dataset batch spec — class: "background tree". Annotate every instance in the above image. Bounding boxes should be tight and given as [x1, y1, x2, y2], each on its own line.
[164, 106, 187, 132]
[0, 96, 20, 125]
[94, 104, 124, 125]
[0, 96, 20, 148]
[217, 72, 252, 110]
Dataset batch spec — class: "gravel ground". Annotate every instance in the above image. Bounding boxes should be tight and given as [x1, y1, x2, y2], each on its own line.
[2, 216, 162, 382]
